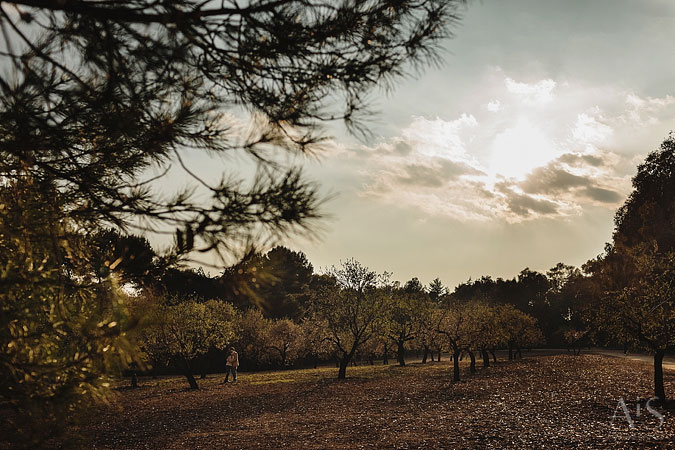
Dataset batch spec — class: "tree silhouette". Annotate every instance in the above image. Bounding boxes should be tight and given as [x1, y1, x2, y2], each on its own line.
[428, 277, 448, 304]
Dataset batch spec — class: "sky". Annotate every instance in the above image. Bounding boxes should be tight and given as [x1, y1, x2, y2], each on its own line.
[185, 0, 675, 288]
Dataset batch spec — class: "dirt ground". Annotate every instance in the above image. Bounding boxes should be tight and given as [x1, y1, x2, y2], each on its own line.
[78, 354, 675, 449]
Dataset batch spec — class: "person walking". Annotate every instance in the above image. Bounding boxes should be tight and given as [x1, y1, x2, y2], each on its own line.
[223, 347, 239, 383]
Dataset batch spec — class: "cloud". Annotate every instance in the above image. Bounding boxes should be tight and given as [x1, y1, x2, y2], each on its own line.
[620, 93, 675, 128]
[572, 110, 613, 144]
[557, 152, 605, 167]
[582, 186, 623, 204]
[325, 73, 675, 224]
[515, 157, 623, 210]
[399, 114, 478, 160]
[502, 190, 560, 217]
[520, 165, 590, 194]
[395, 159, 485, 188]
[505, 77, 556, 104]
[486, 100, 502, 112]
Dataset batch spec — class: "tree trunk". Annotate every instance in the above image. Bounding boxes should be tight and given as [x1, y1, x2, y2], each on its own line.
[437, 348, 441, 362]
[184, 369, 199, 389]
[397, 340, 406, 367]
[482, 349, 489, 368]
[131, 372, 138, 388]
[338, 356, 349, 379]
[490, 348, 497, 363]
[383, 346, 389, 365]
[508, 345, 513, 361]
[181, 359, 199, 389]
[338, 346, 358, 379]
[468, 350, 476, 374]
[654, 350, 666, 403]
[313, 355, 318, 369]
[452, 349, 461, 382]
[422, 346, 429, 364]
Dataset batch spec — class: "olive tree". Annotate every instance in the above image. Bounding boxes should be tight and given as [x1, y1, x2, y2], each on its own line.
[141, 299, 238, 389]
[308, 259, 391, 379]
[386, 286, 431, 366]
[266, 319, 305, 368]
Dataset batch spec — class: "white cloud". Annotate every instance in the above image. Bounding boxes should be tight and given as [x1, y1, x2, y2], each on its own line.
[572, 109, 613, 144]
[505, 77, 557, 104]
[620, 93, 675, 128]
[399, 114, 478, 160]
[486, 100, 502, 112]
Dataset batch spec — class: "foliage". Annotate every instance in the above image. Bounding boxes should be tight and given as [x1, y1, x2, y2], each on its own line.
[140, 298, 238, 389]
[308, 259, 391, 378]
[266, 319, 305, 367]
[0, 180, 137, 448]
[234, 308, 272, 369]
[499, 304, 545, 355]
[585, 136, 675, 403]
[614, 135, 675, 252]
[228, 246, 315, 318]
[92, 229, 161, 288]
[427, 277, 448, 303]
[385, 284, 431, 366]
[0, 0, 466, 260]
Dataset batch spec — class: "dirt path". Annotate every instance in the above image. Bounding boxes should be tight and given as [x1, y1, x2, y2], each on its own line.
[589, 348, 675, 372]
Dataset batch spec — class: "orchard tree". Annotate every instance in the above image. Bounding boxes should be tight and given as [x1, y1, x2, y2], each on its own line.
[266, 319, 305, 368]
[141, 299, 238, 389]
[437, 300, 473, 381]
[470, 302, 505, 368]
[237, 308, 273, 369]
[0, 0, 468, 439]
[309, 259, 391, 379]
[499, 304, 544, 360]
[386, 283, 430, 366]
[299, 318, 333, 369]
[415, 306, 444, 363]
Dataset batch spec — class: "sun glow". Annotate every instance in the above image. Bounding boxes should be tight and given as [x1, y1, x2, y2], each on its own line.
[488, 118, 560, 180]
